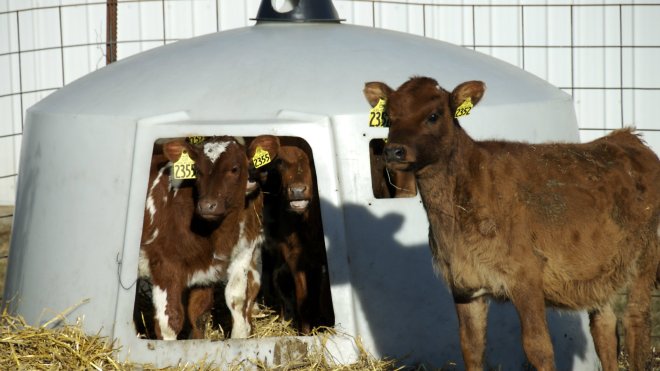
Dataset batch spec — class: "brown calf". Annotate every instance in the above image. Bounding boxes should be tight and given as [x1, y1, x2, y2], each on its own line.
[247, 135, 334, 334]
[138, 136, 264, 339]
[364, 77, 660, 371]
[369, 139, 416, 198]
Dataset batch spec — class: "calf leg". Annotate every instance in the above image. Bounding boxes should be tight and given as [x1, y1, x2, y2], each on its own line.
[243, 249, 262, 329]
[454, 295, 488, 371]
[510, 285, 555, 371]
[226, 242, 262, 339]
[187, 286, 214, 339]
[623, 272, 654, 370]
[281, 241, 311, 333]
[151, 282, 184, 340]
[293, 270, 310, 333]
[588, 304, 618, 371]
[273, 263, 296, 320]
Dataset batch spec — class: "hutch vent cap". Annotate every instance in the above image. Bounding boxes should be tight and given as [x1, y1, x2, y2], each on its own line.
[254, 0, 343, 23]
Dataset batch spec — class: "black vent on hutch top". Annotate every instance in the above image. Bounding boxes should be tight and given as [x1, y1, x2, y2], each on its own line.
[254, 0, 343, 23]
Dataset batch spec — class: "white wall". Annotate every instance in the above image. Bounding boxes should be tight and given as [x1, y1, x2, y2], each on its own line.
[1, 0, 659, 205]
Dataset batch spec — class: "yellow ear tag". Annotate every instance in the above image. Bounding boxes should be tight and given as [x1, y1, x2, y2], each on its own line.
[369, 98, 389, 127]
[187, 136, 205, 145]
[454, 97, 473, 118]
[173, 150, 196, 180]
[252, 146, 271, 169]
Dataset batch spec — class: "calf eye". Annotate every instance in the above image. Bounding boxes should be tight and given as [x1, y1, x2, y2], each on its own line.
[427, 113, 439, 124]
[231, 165, 239, 174]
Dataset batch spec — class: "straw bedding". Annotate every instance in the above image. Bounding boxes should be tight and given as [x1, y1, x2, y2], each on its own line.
[2, 300, 659, 370]
[0, 303, 401, 371]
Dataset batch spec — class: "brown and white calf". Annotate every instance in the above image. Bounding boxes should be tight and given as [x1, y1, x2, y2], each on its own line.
[139, 136, 264, 340]
[364, 77, 660, 371]
[247, 135, 334, 334]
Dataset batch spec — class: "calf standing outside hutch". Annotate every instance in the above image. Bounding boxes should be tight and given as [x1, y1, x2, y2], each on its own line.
[364, 77, 660, 370]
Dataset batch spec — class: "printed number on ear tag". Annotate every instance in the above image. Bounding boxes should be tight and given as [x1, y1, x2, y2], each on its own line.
[369, 98, 390, 127]
[454, 97, 473, 118]
[187, 136, 205, 145]
[173, 150, 196, 179]
[253, 146, 271, 169]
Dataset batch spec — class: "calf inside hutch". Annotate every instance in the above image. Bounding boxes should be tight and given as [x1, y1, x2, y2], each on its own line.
[133, 135, 334, 340]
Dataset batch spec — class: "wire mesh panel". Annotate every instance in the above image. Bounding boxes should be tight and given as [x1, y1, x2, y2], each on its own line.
[0, 1, 659, 217]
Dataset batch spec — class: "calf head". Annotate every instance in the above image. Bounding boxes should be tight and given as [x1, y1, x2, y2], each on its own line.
[364, 77, 485, 173]
[277, 146, 314, 214]
[247, 135, 314, 214]
[247, 135, 281, 189]
[163, 136, 248, 221]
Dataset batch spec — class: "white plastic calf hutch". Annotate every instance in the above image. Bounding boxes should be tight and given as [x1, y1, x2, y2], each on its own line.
[4, 0, 600, 369]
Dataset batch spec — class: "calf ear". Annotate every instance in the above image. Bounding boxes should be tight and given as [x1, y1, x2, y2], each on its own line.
[363, 82, 394, 108]
[450, 81, 486, 115]
[248, 135, 281, 166]
[163, 140, 192, 162]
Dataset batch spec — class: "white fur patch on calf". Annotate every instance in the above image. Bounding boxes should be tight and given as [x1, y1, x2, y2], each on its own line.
[188, 264, 224, 287]
[213, 253, 228, 262]
[145, 197, 156, 226]
[204, 141, 231, 164]
[153, 285, 177, 340]
[138, 249, 151, 278]
[146, 166, 168, 225]
[143, 228, 159, 246]
[470, 288, 489, 299]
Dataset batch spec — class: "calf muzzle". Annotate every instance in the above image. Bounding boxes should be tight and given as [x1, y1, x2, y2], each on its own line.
[384, 144, 406, 163]
[287, 183, 311, 213]
[288, 184, 309, 200]
[197, 198, 225, 220]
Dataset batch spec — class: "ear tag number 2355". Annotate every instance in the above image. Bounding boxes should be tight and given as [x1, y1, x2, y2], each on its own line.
[252, 146, 271, 169]
[173, 151, 196, 179]
[369, 98, 389, 127]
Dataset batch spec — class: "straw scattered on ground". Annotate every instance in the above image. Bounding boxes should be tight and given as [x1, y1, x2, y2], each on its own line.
[0, 307, 123, 370]
[0, 303, 401, 371]
[3, 298, 660, 371]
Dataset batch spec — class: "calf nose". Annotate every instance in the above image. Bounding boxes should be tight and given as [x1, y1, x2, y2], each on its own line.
[198, 199, 219, 215]
[289, 184, 307, 200]
[384, 145, 406, 162]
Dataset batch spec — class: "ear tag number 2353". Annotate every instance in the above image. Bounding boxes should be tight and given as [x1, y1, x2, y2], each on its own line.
[173, 151, 196, 179]
[252, 146, 271, 169]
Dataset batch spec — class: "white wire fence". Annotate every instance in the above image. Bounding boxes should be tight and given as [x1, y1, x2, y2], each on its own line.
[1, 0, 659, 208]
